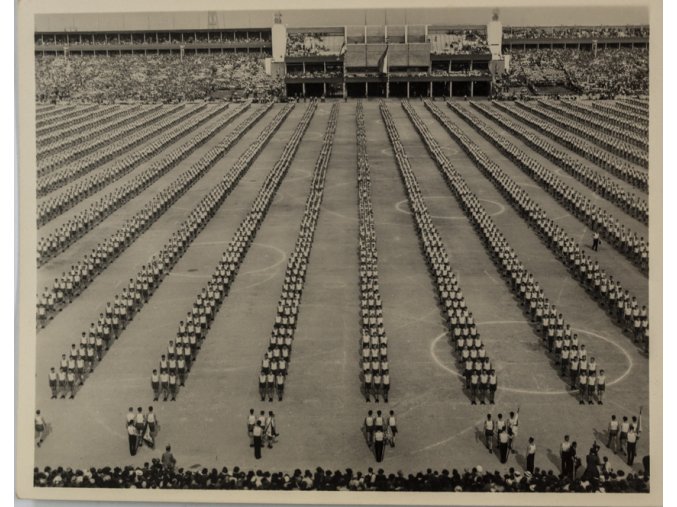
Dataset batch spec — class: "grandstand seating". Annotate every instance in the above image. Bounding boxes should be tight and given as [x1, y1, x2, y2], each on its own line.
[35, 54, 283, 103]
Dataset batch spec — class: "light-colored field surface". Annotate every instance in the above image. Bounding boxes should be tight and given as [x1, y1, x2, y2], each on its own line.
[33, 99, 649, 477]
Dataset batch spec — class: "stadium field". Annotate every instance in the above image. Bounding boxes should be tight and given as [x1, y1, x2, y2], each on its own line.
[33, 98, 649, 477]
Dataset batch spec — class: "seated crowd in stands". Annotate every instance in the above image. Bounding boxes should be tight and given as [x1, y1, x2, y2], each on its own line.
[501, 48, 648, 98]
[34, 463, 649, 491]
[36, 34, 265, 46]
[286, 32, 345, 56]
[35, 53, 284, 103]
[428, 30, 489, 55]
[562, 48, 649, 98]
[503, 26, 649, 40]
[285, 70, 342, 79]
[504, 49, 568, 88]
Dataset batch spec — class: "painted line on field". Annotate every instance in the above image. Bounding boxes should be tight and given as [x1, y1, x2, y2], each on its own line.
[395, 197, 506, 220]
[429, 320, 633, 394]
[410, 417, 485, 454]
[239, 243, 287, 276]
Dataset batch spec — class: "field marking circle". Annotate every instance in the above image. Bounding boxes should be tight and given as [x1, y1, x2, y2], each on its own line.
[429, 320, 633, 395]
[395, 197, 505, 220]
[239, 243, 287, 276]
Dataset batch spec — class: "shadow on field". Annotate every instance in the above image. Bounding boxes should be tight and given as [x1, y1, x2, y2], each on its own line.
[545, 448, 561, 473]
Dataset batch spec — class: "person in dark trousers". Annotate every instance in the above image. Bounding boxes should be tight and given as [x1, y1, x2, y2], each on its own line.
[569, 441, 579, 481]
[374, 428, 385, 462]
[526, 437, 536, 474]
[592, 232, 601, 251]
[560, 435, 571, 478]
[127, 424, 138, 456]
[607, 415, 619, 452]
[484, 414, 495, 453]
[627, 425, 638, 465]
[161, 445, 176, 470]
[253, 421, 263, 459]
[583, 445, 601, 481]
[498, 429, 509, 463]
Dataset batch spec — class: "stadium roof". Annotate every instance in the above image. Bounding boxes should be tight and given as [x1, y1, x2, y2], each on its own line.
[35, 7, 648, 32]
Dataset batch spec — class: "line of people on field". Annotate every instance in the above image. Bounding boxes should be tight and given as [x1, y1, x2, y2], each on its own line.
[615, 99, 648, 116]
[154, 106, 296, 402]
[37, 104, 260, 276]
[37, 104, 181, 184]
[146, 103, 300, 401]
[452, 102, 649, 272]
[537, 99, 647, 150]
[441, 101, 649, 344]
[496, 101, 648, 192]
[483, 411, 520, 464]
[565, 100, 647, 136]
[407, 100, 604, 388]
[363, 410, 397, 462]
[126, 406, 159, 456]
[592, 101, 648, 128]
[246, 409, 279, 459]
[36, 104, 121, 146]
[606, 414, 641, 466]
[472, 102, 648, 224]
[381, 100, 497, 404]
[37, 105, 193, 195]
[517, 100, 648, 168]
[46, 108, 296, 398]
[257, 103, 338, 401]
[37, 108, 270, 331]
[356, 101, 391, 404]
[148, 103, 307, 401]
[35, 104, 93, 130]
[38, 105, 142, 159]
[37, 103, 234, 225]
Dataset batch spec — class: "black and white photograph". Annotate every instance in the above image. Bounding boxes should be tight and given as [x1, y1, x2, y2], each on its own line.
[15, 0, 662, 504]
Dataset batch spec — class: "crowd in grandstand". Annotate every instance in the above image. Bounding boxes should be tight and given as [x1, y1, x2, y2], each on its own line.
[562, 49, 649, 98]
[286, 70, 343, 79]
[35, 53, 283, 103]
[504, 49, 568, 89]
[34, 462, 649, 491]
[503, 26, 649, 40]
[36, 34, 266, 46]
[286, 32, 344, 56]
[502, 48, 648, 98]
[428, 30, 489, 55]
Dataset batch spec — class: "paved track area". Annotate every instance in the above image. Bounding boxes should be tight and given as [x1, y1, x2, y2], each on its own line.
[33, 99, 650, 476]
